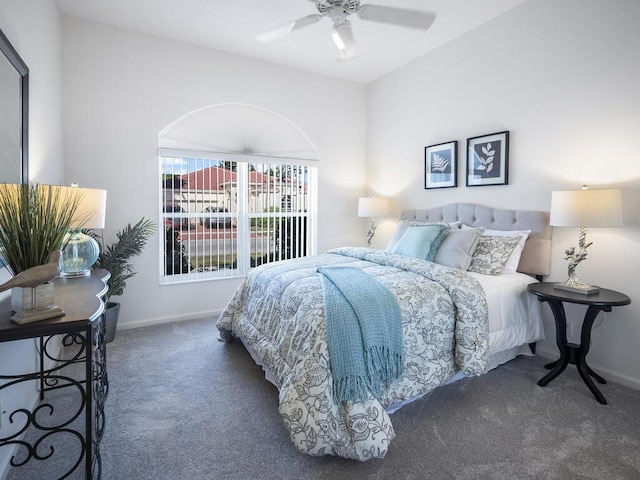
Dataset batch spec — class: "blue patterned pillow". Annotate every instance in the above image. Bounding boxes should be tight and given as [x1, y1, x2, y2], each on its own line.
[390, 223, 448, 261]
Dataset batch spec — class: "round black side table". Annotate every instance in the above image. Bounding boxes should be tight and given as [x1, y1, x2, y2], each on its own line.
[527, 282, 631, 405]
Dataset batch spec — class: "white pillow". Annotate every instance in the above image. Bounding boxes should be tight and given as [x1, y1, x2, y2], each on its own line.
[434, 228, 482, 270]
[481, 229, 531, 274]
[461, 224, 486, 233]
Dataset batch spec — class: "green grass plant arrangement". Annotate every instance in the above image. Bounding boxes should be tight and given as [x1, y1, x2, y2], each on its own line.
[0, 183, 85, 275]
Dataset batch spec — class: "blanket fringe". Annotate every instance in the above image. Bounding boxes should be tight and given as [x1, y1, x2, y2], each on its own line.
[365, 346, 404, 396]
[333, 348, 404, 402]
[334, 375, 371, 404]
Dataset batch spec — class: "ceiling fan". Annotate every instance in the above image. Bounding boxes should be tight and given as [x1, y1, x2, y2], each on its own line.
[256, 0, 436, 61]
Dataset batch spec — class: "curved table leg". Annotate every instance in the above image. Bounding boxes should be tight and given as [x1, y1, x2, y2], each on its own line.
[544, 359, 559, 370]
[576, 358, 607, 404]
[538, 299, 569, 387]
[585, 364, 607, 384]
[575, 305, 610, 405]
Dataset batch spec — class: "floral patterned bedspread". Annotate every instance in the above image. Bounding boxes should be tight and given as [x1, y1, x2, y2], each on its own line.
[217, 247, 488, 460]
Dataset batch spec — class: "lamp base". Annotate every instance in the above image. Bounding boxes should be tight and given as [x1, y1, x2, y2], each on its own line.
[553, 278, 599, 295]
[60, 231, 99, 277]
[558, 237, 599, 295]
[365, 218, 376, 247]
[59, 269, 91, 278]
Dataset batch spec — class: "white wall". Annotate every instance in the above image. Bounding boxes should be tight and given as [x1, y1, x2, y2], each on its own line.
[367, 0, 640, 388]
[0, 0, 64, 182]
[0, 1, 64, 477]
[61, 17, 367, 329]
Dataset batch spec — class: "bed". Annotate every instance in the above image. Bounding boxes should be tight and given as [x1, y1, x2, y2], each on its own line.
[217, 203, 552, 460]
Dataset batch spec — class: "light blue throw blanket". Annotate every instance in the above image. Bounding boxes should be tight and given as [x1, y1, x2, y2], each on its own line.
[317, 265, 404, 404]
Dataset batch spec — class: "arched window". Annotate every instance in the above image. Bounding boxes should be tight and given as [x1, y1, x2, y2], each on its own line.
[159, 104, 318, 283]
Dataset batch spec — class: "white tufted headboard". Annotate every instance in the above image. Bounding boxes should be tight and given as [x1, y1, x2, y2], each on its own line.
[401, 203, 552, 277]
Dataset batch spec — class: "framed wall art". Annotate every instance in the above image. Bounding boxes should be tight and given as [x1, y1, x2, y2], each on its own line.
[424, 140, 457, 189]
[466, 131, 509, 187]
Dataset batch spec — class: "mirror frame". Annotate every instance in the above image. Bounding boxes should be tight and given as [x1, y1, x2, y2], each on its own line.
[0, 27, 29, 183]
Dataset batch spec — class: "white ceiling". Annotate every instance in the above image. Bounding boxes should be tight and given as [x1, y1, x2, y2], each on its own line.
[56, 0, 526, 84]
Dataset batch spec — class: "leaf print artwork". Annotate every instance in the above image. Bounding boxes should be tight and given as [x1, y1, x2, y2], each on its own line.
[482, 143, 495, 173]
[475, 142, 495, 172]
[466, 131, 508, 186]
[473, 141, 501, 178]
[425, 140, 457, 188]
[431, 153, 450, 173]
[481, 144, 495, 157]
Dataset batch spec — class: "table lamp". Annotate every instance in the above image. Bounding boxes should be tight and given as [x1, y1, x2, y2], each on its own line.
[357, 196, 389, 247]
[59, 186, 107, 277]
[550, 186, 622, 294]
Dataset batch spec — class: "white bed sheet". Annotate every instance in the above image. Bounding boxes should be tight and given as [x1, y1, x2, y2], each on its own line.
[467, 271, 544, 357]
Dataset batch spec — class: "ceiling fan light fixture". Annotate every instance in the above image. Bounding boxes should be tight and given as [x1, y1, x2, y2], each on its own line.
[331, 26, 346, 51]
[331, 21, 357, 59]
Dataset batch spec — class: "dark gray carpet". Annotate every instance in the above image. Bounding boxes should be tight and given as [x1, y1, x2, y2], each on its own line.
[7, 318, 640, 480]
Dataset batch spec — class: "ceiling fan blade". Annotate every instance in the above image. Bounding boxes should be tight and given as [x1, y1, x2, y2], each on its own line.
[332, 21, 358, 61]
[357, 4, 436, 30]
[256, 14, 323, 42]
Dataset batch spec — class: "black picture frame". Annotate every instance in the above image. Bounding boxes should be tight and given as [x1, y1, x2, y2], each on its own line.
[424, 140, 457, 189]
[466, 131, 509, 187]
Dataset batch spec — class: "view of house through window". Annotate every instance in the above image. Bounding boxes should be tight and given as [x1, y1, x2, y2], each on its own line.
[160, 154, 316, 283]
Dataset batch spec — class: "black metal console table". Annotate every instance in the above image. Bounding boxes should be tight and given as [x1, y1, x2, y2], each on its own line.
[0, 270, 110, 479]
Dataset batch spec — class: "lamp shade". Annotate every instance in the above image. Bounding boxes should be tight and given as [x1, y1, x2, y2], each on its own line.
[550, 189, 622, 227]
[357, 197, 389, 218]
[70, 187, 107, 229]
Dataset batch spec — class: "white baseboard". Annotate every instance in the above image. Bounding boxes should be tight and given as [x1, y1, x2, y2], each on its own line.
[536, 346, 640, 392]
[116, 309, 223, 332]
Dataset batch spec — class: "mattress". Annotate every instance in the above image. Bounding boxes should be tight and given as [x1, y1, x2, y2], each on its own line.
[469, 271, 544, 357]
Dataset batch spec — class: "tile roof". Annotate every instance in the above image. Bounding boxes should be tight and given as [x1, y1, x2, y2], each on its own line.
[181, 166, 296, 192]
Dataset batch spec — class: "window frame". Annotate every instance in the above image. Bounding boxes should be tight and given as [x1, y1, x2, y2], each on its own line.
[159, 148, 317, 284]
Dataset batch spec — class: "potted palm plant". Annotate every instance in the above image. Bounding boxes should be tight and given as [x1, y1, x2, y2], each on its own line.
[91, 218, 156, 342]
